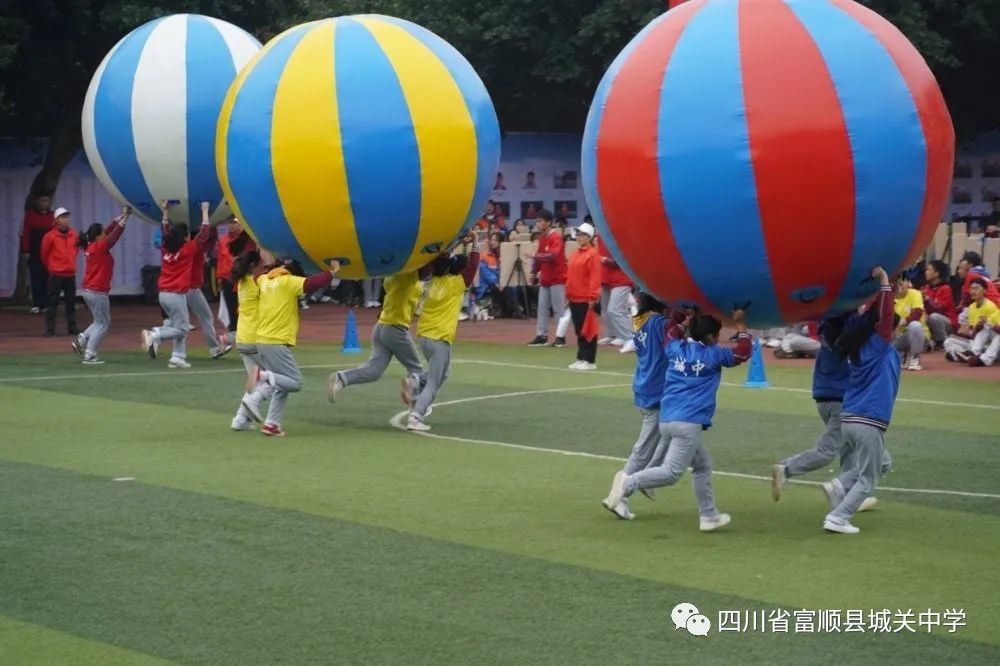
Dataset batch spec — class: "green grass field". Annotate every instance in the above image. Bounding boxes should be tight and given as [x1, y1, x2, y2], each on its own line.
[1, 342, 998, 664]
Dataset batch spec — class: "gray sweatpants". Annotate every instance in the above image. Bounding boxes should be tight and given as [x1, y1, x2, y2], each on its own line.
[257, 344, 303, 426]
[341, 323, 424, 386]
[828, 422, 888, 522]
[187, 288, 222, 354]
[601, 285, 632, 341]
[626, 421, 719, 518]
[893, 320, 925, 356]
[80, 290, 110, 358]
[781, 401, 843, 477]
[154, 291, 190, 361]
[780, 332, 821, 356]
[235, 345, 271, 423]
[413, 337, 451, 418]
[927, 313, 953, 344]
[363, 278, 383, 303]
[622, 407, 662, 474]
[536, 284, 566, 337]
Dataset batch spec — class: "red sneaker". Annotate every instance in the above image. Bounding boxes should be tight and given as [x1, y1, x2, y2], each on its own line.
[261, 423, 285, 437]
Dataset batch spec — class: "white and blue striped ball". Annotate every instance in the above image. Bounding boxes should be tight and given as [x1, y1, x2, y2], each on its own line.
[82, 14, 260, 225]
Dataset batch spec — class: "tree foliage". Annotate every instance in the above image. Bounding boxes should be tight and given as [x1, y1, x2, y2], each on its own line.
[2, 0, 1000, 204]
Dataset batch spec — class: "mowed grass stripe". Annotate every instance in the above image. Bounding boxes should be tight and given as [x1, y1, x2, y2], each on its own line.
[2, 462, 997, 665]
[1, 387, 998, 646]
[0, 615, 175, 665]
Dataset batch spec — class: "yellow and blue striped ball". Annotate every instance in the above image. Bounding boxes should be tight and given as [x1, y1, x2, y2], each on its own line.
[216, 15, 501, 278]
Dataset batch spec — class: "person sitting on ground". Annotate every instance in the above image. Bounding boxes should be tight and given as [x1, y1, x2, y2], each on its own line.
[893, 275, 928, 371]
[957, 252, 1000, 307]
[921, 259, 958, 350]
[773, 322, 820, 359]
[943, 277, 1000, 367]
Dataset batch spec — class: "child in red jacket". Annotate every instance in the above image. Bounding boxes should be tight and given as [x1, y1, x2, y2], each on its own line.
[921, 260, 958, 348]
[72, 207, 130, 364]
[40, 207, 80, 336]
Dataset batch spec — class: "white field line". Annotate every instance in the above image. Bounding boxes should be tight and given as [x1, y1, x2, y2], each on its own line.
[390, 384, 1000, 501]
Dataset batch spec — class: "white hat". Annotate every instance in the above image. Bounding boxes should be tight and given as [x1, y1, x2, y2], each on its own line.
[53, 207, 70, 218]
[577, 222, 595, 237]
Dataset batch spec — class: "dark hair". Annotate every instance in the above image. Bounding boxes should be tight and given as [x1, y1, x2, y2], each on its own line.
[555, 217, 568, 228]
[230, 250, 260, 283]
[283, 259, 305, 277]
[969, 276, 989, 290]
[77, 223, 104, 250]
[636, 292, 666, 317]
[488, 232, 503, 244]
[928, 259, 949, 281]
[819, 311, 851, 349]
[228, 231, 250, 256]
[162, 223, 188, 253]
[689, 314, 722, 343]
[536, 209, 554, 222]
[961, 251, 982, 266]
[834, 306, 879, 363]
[431, 254, 451, 277]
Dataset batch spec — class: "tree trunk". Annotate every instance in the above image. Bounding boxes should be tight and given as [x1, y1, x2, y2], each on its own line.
[23, 110, 82, 209]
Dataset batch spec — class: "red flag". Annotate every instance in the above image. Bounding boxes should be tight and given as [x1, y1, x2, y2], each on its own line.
[582, 307, 600, 341]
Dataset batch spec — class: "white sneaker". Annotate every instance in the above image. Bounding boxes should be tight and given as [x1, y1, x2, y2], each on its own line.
[608, 500, 635, 520]
[699, 513, 732, 532]
[142, 330, 159, 359]
[609, 338, 625, 347]
[907, 356, 923, 371]
[602, 471, 629, 511]
[619, 339, 636, 354]
[407, 414, 431, 432]
[859, 497, 878, 512]
[765, 338, 781, 349]
[822, 480, 845, 509]
[241, 389, 266, 423]
[71, 333, 86, 358]
[568, 360, 585, 370]
[577, 362, 597, 371]
[81, 357, 105, 365]
[458, 312, 469, 322]
[823, 518, 860, 534]
[771, 464, 786, 502]
[327, 371, 346, 404]
[598, 337, 613, 346]
[167, 358, 191, 369]
[230, 416, 256, 431]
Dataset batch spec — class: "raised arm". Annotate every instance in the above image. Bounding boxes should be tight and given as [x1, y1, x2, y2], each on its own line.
[104, 208, 130, 249]
[871, 267, 894, 341]
[666, 309, 689, 341]
[461, 236, 481, 287]
[302, 260, 340, 294]
[723, 309, 752, 367]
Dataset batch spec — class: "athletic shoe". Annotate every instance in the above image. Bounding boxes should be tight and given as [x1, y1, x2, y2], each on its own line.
[575, 362, 597, 371]
[400, 374, 420, 408]
[932, 341, 945, 352]
[602, 471, 629, 511]
[528, 336, 549, 346]
[699, 513, 732, 532]
[327, 371, 345, 404]
[821, 480, 845, 509]
[81, 357, 104, 365]
[639, 487, 656, 501]
[230, 416, 255, 432]
[71, 333, 85, 358]
[619, 339, 636, 354]
[406, 414, 431, 432]
[907, 355, 923, 371]
[211, 344, 234, 360]
[142, 330, 159, 359]
[609, 338, 625, 347]
[319, 295, 333, 303]
[552, 337, 567, 348]
[823, 518, 859, 534]
[764, 338, 781, 349]
[28, 306, 40, 314]
[167, 358, 191, 369]
[859, 497, 878, 512]
[261, 423, 285, 437]
[568, 360, 585, 370]
[605, 499, 635, 520]
[771, 464, 786, 501]
[458, 311, 469, 322]
[773, 348, 799, 360]
[967, 355, 985, 367]
[241, 389, 266, 423]
[598, 337, 613, 346]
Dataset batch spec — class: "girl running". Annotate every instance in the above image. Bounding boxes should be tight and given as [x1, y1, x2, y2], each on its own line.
[602, 308, 752, 532]
[142, 201, 211, 368]
[241, 255, 340, 436]
[228, 249, 273, 431]
[602, 293, 671, 520]
[73, 207, 131, 364]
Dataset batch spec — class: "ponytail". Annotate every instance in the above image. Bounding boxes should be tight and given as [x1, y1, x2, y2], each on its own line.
[77, 223, 104, 250]
[162, 223, 188, 254]
[230, 250, 260, 283]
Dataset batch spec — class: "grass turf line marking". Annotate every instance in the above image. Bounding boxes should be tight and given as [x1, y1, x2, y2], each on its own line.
[0, 364, 349, 384]
[451, 359, 1000, 412]
[391, 386, 1000, 501]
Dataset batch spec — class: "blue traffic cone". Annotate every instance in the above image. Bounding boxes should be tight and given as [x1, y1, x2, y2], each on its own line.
[342, 309, 362, 354]
[744, 337, 770, 388]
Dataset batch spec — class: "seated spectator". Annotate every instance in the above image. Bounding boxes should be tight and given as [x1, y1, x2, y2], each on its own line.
[476, 233, 502, 304]
[893, 275, 928, 370]
[773, 322, 820, 359]
[957, 252, 1000, 307]
[921, 259, 957, 349]
[944, 277, 1000, 366]
[513, 218, 529, 236]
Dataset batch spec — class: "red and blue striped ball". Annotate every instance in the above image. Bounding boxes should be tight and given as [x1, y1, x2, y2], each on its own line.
[582, 0, 954, 327]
